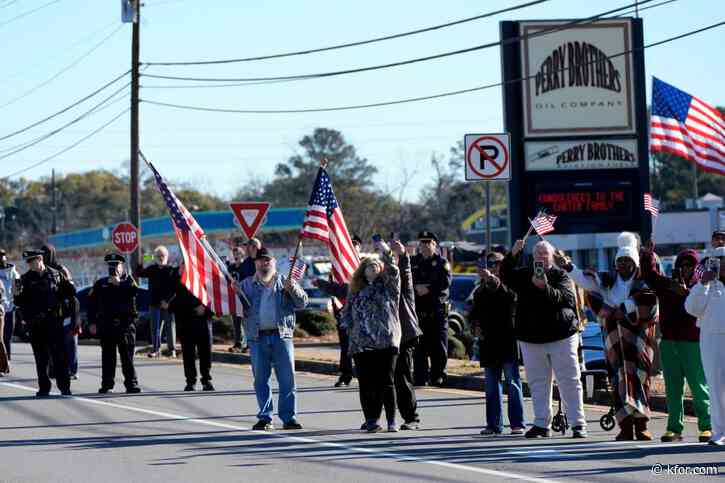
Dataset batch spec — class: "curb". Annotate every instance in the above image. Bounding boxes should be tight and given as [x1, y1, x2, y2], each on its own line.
[211, 350, 692, 417]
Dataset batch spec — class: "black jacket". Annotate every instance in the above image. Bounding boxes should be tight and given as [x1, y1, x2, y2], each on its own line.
[15, 267, 76, 323]
[86, 275, 139, 325]
[411, 253, 451, 313]
[136, 264, 178, 306]
[398, 253, 422, 344]
[500, 253, 579, 344]
[468, 278, 518, 366]
[169, 282, 212, 325]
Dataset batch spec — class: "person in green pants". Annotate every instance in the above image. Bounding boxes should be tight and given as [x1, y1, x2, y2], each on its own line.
[641, 242, 711, 443]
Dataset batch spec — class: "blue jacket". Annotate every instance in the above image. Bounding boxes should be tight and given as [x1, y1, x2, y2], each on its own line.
[240, 273, 308, 340]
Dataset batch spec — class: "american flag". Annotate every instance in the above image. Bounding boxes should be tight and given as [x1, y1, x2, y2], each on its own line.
[650, 77, 725, 176]
[147, 161, 243, 316]
[531, 213, 557, 236]
[643, 193, 659, 217]
[300, 167, 359, 284]
[289, 258, 307, 282]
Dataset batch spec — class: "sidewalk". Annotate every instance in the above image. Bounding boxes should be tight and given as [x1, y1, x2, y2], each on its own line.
[211, 339, 697, 417]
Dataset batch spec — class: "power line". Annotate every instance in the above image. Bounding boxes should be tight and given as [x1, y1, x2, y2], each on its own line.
[0, 23, 124, 109]
[0, 0, 22, 9]
[0, 107, 130, 180]
[141, 0, 678, 91]
[142, 0, 550, 67]
[0, 81, 130, 161]
[141, 0, 659, 84]
[0, 70, 130, 142]
[140, 19, 725, 115]
[0, 0, 60, 28]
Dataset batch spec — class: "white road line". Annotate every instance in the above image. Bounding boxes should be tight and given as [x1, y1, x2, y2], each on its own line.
[1, 381, 557, 483]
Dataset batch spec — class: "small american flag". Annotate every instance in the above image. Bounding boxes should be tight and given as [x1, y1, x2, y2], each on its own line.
[147, 161, 243, 317]
[531, 213, 557, 236]
[300, 167, 359, 284]
[289, 258, 307, 282]
[694, 263, 705, 281]
[650, 78, 724, 176]
[643, 193, 660, 217]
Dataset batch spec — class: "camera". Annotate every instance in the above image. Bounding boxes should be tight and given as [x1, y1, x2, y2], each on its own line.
[371, 234, 382, 243]
[707, 257, 721, 274]
[108, 264, 119, 277]
[534, 261, 546, 278]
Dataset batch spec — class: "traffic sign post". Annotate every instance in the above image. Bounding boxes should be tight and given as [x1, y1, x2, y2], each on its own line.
[464, 133, 512, 256]
[229, 202, 271, 239]
[111, 222, 139, 254]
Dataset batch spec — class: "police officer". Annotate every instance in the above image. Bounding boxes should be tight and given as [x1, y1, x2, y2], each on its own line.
[87, 253, 141, 394]
[169, 267, 215, 391]
[411, 231, 451, 387]
[14, 249, 77, 396]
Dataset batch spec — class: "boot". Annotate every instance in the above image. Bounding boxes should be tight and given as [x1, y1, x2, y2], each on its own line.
[615, 416, 634, 441]
[634, 418, 653, 441]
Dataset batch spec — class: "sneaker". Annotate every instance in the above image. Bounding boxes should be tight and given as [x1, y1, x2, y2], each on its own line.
[388, 423, 399, 433]
[202, 382, 215, 391]
[98, 387, 113, 394]
[511, 427, 525, 435]
[400, 421, 420, 431]
[69, 374, 79, 381]
[241, 346, 249, 353]
[60, 389, 72, 396]
[252, 419, 273, 431]
[572, 426, 588, 439]
[147, 352, 157, 358]
[36, 391, 50, 397]
[334, 377, 351, 388]
[525, 426, 551, 439]
[708, 439, 724, 446]
[360, 422, 368, 430]
[635, 430, 653, 441]
[661, 431, 683, 443]
[699, 430, 713, 443]
[126, 386, 141, 394]
[184, 384, 195, 391]
[432, 376, 445, 387]
[283, 419, 303, 430]
[366, 423, 383, 433]
[228, 345, 242, 353]
[170, 350, 177, 358]
[480, 428, 501, 436]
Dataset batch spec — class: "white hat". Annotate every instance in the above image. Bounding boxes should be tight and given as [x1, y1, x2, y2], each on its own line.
[615, 232, 639, 267]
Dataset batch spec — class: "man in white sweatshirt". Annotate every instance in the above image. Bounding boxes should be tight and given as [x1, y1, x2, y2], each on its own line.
[0, 249, 20, 362]
[685, 246, 725, 446]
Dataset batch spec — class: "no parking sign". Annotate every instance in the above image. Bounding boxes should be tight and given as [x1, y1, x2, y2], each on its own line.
[464, 133, 511, 181]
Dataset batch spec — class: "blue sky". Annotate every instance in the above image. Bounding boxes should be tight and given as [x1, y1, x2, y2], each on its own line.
[0, 0, 722, 203]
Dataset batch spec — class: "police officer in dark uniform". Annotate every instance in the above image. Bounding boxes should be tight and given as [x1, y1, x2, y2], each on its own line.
[87, 253, 141, 394]
[14, 249, 77, 396]
[411, 231, 451, 387]
[169, 268, 215, 391]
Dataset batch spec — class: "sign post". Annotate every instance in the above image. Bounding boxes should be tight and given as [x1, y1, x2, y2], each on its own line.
[111, 222, 139, 254]
[229, 202, 271, 240]
[464, 133, 511, 256]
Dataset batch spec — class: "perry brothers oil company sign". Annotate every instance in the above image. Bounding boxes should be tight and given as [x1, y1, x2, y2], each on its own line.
[520, 20, 636, 138]
[525, 138, 638, 171]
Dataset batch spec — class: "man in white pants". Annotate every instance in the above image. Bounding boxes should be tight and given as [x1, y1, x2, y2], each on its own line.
[500, 239, 587, 439]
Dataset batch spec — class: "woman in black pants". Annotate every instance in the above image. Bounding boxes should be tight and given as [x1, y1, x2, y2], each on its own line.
[341, 240, 402, 433]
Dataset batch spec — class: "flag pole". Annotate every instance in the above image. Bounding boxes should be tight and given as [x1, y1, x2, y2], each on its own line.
[288, 157, 327, 281]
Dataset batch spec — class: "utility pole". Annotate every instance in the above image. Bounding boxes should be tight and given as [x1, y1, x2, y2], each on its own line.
[130, 0, 141, 273]
[51, 168, 57, 234]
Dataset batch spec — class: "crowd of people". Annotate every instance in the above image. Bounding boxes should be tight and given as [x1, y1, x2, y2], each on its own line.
[1, 227, 724, 446]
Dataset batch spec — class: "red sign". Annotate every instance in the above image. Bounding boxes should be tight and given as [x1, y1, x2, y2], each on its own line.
[229, 202, 270, 239]
[111, 222, 139, 254]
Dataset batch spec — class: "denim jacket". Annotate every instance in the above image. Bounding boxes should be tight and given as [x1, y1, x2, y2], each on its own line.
[240, 273, 308, 341]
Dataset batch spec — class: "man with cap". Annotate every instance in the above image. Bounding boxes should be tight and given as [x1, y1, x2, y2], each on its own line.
[238, 247, 308, 431]
[14, 249, 77, 396]
[0, 248, 20, 364]
[313, 234, 362, 387]
[411, 231, 451, 387]
[712, 230, 725, 249]
[87, 253, 142, 394]
[226, 243, 251, 353]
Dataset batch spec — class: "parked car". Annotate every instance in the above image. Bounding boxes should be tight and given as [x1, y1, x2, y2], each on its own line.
[448, 273, 478, 335]
[300, 286, 333, 316]
[75, 285, 152, 342]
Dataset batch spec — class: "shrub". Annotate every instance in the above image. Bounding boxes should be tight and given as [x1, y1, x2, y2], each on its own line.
[297, 310, 337, 336]
[294, 327, 310, 338]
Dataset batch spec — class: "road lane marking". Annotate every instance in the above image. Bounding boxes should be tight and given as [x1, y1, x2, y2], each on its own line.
[1, 381, 557, 483]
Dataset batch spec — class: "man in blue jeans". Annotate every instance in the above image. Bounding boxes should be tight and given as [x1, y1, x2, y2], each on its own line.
[238, 248, 308, 431]
[467, 252, 525, 435]
[137, 246, 177, 358]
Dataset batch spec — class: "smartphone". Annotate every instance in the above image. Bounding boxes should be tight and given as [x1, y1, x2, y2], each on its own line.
[371, 234, 382, 243]
[534, 261, 545, 278]
[708, 258, 721, 274]
[671, 267, 682, 282]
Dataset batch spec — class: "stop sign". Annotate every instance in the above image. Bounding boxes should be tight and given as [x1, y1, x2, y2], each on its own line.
[111, 222, 139, 254]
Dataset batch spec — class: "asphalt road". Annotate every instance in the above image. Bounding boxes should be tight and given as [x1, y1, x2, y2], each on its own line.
[1, 344, 722, 483]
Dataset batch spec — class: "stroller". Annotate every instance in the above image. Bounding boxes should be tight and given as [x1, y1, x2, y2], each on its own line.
[550, 332, 616, 434]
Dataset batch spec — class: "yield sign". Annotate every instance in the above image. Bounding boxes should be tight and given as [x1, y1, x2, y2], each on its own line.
[229, 202, 271, 239]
